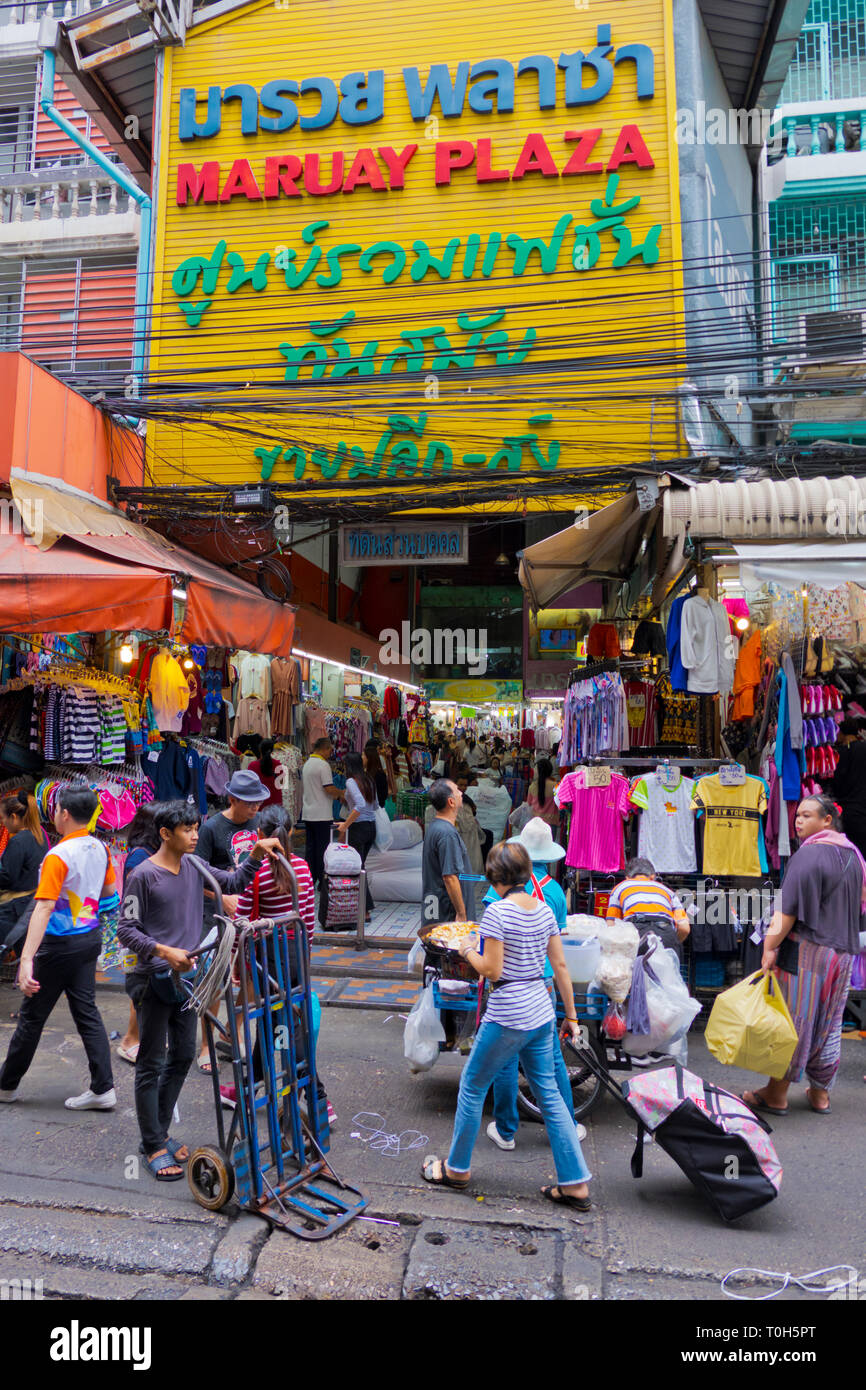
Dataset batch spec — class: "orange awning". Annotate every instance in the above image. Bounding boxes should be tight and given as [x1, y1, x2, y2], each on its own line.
[0, 531, 173, 634]
[7, 473, 296, 655]
[70, 532, 295, 656]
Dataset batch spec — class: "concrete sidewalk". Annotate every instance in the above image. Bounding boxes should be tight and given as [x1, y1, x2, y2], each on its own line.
[0, 981, 863, 1299]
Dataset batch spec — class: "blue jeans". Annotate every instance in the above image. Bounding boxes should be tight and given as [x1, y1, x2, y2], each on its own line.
[447, 1020, 591, 1186]
[492, 1042, 574, 1142]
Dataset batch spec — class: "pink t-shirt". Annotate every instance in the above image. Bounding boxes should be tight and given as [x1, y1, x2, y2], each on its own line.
[556, 770, 631, 873]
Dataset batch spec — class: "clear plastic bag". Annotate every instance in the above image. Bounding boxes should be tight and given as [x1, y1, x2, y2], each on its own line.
[403, 983, 445, 1072]
[624, 941, 700, 1055]
[594, 953, 634, 1002]
[597, 920, 640, 959]
[406, 936, 425, 975]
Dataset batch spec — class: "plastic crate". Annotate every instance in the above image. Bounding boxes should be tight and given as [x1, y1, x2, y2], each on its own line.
[694, 958, 727, 988]
[432, 982, 477, 1013]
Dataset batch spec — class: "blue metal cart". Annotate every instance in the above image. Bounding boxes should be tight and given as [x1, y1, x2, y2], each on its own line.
[186, 856, 367, 1239]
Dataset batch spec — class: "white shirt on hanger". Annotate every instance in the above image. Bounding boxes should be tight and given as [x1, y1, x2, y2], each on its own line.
[679, 597, 735, 695]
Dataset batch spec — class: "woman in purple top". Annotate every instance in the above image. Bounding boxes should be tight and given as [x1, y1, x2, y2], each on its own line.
[743, 795, 864, 1118]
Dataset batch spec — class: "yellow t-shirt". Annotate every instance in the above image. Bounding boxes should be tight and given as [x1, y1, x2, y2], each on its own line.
[691, 774, 768, 877]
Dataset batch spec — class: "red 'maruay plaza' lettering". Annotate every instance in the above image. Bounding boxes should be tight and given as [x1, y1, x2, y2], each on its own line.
[176, 127, 654, 204]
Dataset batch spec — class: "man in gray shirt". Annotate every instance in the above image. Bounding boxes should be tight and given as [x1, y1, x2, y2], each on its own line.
[119, 800, 281, 1184]
[421, 779, 470, 928]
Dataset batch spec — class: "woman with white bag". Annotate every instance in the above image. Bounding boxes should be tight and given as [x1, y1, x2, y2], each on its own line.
[338, 753, 379, 921]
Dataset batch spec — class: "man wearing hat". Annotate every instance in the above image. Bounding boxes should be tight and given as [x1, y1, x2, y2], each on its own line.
[193, 769, 267, 1073]
[482, 818, 586, 1150]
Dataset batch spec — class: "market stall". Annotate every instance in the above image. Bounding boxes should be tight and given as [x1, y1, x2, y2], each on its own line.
[518, 474, 866, 1023]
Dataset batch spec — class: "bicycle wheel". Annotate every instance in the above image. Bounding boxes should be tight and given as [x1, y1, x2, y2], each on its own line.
[516, 1028, 605, 1123]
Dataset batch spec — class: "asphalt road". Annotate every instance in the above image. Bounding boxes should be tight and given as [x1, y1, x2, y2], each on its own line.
[0, 980, 863, 1302]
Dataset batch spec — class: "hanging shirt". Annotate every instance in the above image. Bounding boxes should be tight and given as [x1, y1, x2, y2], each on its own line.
[630, 773, 697, 873]
[666, 594, 690, 694]
[555, 770, 631, 873]
[656, 673, 699, 745]
[731, 631, 762, 721]
[233, 697, 271, 740]
[624, 679, 658, 748]
[235, 652, 272, 703]
[631, 619, 667, 657]
[586, 622, 620, 659]
[692, 773, 768, 877]
[181, 669, 204, 735]
[679, 597, 735, 695]
[148, 652, 191, 731]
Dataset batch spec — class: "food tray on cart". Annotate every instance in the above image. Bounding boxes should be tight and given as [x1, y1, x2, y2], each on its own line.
[419, 920, 481, 982]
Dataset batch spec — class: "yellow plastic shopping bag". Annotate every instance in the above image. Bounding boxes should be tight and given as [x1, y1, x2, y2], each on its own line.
[705, 971, 798, 1079]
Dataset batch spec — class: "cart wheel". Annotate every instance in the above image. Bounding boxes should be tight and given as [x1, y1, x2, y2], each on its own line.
[187, 1146, 235, 1210]
[516, 1029, 605, 1124]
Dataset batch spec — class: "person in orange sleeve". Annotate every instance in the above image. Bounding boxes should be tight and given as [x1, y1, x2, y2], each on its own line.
[731, 630, 762, 721]
[0, 787, 116, 1109]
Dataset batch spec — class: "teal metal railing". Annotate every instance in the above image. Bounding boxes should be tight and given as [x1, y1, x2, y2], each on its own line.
[769, 108, 865, 156]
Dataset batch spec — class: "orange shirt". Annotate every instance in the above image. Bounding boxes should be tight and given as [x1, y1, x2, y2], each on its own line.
[731, 632, 762, 721]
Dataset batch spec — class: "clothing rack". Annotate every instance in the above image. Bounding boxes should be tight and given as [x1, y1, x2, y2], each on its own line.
[568, 660, 618, 684]
[581, 756, 726, 768]
[0, 662, 136, 697]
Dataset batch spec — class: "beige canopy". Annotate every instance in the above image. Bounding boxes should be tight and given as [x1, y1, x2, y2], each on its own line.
[518, 494, 655, 610]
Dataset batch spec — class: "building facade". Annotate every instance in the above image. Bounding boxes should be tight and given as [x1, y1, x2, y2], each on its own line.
[761, 0, 866, 447]
[0, 2, 139, 389]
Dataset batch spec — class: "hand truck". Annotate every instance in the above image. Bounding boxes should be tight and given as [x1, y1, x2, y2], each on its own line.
[185, 856, 367, 1239]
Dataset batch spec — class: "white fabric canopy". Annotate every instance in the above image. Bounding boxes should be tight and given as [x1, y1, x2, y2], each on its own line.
[733, 541, 866, 588]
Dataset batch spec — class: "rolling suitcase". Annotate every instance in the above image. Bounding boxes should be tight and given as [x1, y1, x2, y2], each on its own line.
[319, 832, 365, 931]
[575, 1047, 782, 1221]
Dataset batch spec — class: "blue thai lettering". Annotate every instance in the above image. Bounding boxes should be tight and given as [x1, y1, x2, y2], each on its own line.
[402, 63, 471, 119]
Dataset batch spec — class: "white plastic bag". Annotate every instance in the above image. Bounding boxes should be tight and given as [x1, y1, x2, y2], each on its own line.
[597, 920, 640, 959]
[594, 953, 634, 1003]
[564, 914, 606, 939]
[406, 935, 425, 975]
[323, 841, 362, 876]
[374, 804, 394, 851]
[403, 984, 445, 1072]
[624, 943, 700, 1055]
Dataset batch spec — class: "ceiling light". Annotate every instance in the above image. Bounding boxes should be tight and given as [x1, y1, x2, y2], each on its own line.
[735, 617, 750, 632]
[119, 643, 134, 664]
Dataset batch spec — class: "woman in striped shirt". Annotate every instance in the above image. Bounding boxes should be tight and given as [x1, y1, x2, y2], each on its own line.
[222, 805, 334, 1125]
[422, 841, 592, 1210]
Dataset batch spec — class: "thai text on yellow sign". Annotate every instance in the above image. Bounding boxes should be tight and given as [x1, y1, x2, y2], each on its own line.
[149, 0, 684, 508]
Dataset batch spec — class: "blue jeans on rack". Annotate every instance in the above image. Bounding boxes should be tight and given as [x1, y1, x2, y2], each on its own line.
[492, 1042, 574, 1143]
[446, 1020, 591, 1185]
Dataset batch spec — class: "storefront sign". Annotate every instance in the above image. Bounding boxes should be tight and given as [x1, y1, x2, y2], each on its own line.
[340, 524, 468, 565]
[148, 0, 683, 507]
[425, 679, 523, 703]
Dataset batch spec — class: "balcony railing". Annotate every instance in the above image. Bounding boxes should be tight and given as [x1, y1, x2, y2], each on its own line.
[0, 169, 140, 226]
[0, 1, 109, 27]
[769, 107, 865, 158]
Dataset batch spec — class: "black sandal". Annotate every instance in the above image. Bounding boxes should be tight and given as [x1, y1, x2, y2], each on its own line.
[541, 1184, 591, 1212]
[144, 1149, 184, 1182]
[421, 1156, 471, 1190]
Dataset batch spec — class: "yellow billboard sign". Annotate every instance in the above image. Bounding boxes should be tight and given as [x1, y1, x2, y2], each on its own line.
[149, 0, 684, 509]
